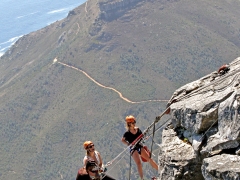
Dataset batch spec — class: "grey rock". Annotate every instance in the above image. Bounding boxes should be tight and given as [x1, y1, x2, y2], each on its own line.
[201, 89, 240, 156]
[236, 147, 240, 156]
[58, 31, 67, 46]
[158, 57, 240, 179]
[192, 134, 203, 152]
[202, 154, 240, 180]
[158, 129, 204, 180]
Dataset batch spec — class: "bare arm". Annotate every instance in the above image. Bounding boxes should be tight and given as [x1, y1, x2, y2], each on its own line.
[121, 137, 130, 146]
[83, 157, 87, 167]
[96, 151, 103, 167]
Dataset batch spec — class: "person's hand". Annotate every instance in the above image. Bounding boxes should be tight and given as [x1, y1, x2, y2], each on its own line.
[102, 167, 107, 172]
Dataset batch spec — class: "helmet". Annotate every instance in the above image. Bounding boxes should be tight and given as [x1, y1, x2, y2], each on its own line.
[83, 141, 93, 149]
[125, 115, 136, 123]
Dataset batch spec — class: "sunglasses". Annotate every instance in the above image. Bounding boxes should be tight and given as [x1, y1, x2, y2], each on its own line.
[87, 144, 94, 149]
[128, 121, 136, 126]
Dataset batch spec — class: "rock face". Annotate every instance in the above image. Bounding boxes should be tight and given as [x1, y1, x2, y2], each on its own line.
[158, 57, 240, 179]
[158, 128, 203, 180]
[202, 154, 240, 180]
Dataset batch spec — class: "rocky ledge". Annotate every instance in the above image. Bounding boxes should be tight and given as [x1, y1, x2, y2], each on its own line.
[158, 57, 240, 180]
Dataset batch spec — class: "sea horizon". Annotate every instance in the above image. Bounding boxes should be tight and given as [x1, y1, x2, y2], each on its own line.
[0, 0, 86, 57]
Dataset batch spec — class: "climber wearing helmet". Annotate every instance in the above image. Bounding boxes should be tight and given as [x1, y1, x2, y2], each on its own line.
[121, 115, 158, 180]
[83, 141, 103, 168]
[82, 141, 115, 180]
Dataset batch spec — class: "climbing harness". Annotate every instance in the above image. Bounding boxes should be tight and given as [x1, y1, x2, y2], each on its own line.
[67, 56, 240, 179]
[102, 108, 171, 179]
[101, 62, 239, 177]
[149, 122, 156, 158]
[101, 61, 239, 176]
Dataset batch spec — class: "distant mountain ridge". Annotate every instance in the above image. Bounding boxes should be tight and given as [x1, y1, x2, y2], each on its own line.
[98, 0, 141, 20]
[0, 0, 240, 179]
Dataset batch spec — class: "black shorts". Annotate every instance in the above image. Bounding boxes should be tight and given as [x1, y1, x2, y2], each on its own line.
[130, 144, 143, 155]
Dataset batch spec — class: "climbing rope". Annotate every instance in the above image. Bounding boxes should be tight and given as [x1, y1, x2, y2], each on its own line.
[129, 151, 131, 180]
[101, 108, 171, 178]
[103, 65, 239, 178]
[169, 65, 240, 105]
[149, 122, 156, 158]
[101, 150, 127, 179]
[145, 117, 171, 139]
[116, 61, 239, 178]
[58, 55, 240, 178]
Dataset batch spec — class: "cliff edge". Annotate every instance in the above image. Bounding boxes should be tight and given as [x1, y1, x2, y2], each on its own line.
[159, 57, 240, 180]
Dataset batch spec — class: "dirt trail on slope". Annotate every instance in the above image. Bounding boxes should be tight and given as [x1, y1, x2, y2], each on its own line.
[54, 58, 168, 104]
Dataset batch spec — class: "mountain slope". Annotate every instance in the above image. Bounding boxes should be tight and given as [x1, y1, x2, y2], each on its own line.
[0, 0, 240, 179]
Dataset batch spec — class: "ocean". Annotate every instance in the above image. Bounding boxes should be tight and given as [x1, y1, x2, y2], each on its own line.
[0, 0, 86, 57]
